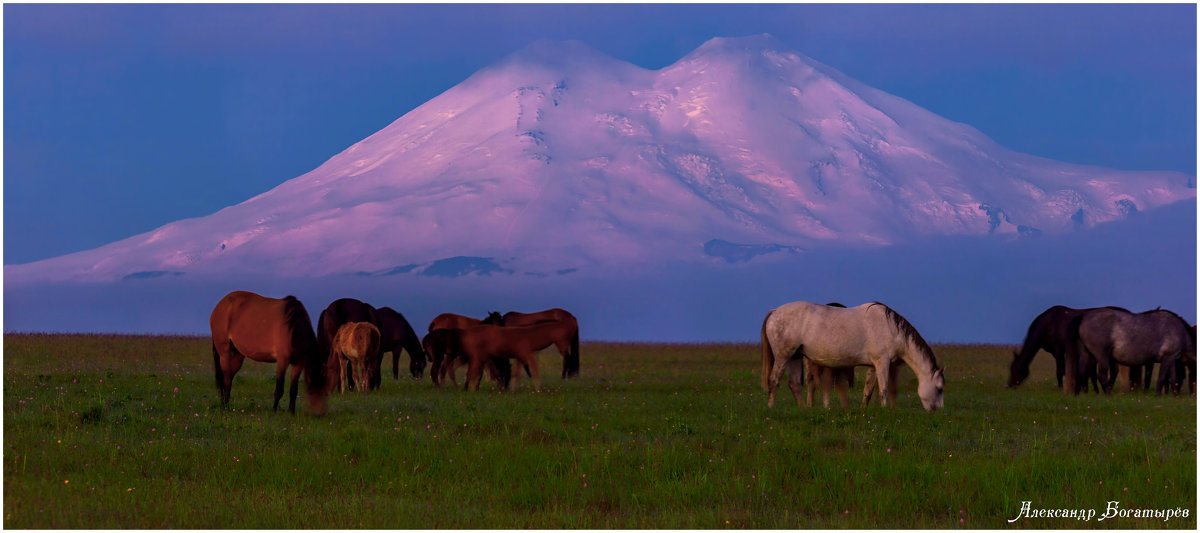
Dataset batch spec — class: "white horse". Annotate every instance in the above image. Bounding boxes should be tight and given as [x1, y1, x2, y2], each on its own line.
[761, 301, 944, 411]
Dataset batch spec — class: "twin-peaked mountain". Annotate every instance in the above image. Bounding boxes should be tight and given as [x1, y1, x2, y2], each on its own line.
[8, 35, 1193, 283]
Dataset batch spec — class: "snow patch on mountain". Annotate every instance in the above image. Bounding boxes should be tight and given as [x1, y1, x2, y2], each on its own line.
[5, 34, 1193, 284]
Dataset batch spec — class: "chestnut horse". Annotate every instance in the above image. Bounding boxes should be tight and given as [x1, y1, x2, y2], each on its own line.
[331, 322, 381, 394]
[426, 312, 505, 384]
[376, 306, 427, 380]
[317, 298, 384, 391]
[209, 291, 328, 414]
[422, 328, 511, 389]
[453, 320, 577, 391]
[502, 308, 581, 378]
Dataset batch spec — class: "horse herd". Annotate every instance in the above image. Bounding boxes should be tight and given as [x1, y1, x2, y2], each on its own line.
[209, 290, 580, 414]
[208, 291, 1195, 416]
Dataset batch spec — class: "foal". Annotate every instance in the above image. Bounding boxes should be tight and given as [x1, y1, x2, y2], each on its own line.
[331, 322, 380, 394]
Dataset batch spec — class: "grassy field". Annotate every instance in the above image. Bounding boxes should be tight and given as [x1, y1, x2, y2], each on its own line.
[3, 334, 1195, 528]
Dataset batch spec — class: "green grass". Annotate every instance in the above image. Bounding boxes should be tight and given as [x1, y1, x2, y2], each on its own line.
[4, 335, 1195, 528]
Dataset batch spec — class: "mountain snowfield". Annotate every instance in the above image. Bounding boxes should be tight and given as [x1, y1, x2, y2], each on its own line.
[5, 35, 1194, 284]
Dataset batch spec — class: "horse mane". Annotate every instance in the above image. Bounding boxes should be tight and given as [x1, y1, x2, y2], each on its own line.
[869, 302, 939, 369]
[283, 296, 325, 391]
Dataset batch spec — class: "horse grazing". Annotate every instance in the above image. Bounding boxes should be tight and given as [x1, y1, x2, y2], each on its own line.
[794, 303, 856, 408]
[1069, 307, 1195, 395]
[761, 301, 944, 411]
[317, 298, 384, 391]
[1009, 305, 1140, 393]
[376, 307, 427, 380]
[502, 308, 581, 378]
[422, 328, 512, 389]
[330, 322, 381, 394]
[452, 321, 577, 391]
[209, 291, 328, 414]
[425, 312, 505, 383]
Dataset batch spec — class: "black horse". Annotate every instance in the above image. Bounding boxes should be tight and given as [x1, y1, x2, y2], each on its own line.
[317, 298, 384, 390]
[376, 306, 428, 380]
[1008, 305, 1147, 393]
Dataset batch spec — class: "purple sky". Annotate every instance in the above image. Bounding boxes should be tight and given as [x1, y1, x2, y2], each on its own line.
[4, 3, 1196, 265]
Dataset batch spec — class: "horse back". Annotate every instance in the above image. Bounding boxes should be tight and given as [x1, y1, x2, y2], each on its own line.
[766, 301, 899, 366]
[429, 313, 483, 332]
[211, 291, 304, 362]
[503, 308, 575, 327]
[376, 307, 416, 351]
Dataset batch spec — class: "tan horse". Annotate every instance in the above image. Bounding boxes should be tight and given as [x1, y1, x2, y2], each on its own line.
[453, 321, 577, 391]
[331, 322, 381, 394]
[209, 291, 328, 414]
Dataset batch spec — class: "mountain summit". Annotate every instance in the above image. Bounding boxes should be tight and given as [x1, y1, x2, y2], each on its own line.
[8, 35, 1194, 283]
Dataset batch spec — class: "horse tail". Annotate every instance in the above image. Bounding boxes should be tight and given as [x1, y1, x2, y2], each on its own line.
[568, 325, 581, 377]
[212, 339, 224, 394]
[285, 296, 327, 396]
[761, 310, 775, 391]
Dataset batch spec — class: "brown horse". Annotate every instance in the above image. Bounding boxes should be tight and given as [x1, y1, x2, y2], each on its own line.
[331, 322, 381, 394]
[376, 306, 427, 380]
[426, 312, 504, 383]
[423, 328, 511, 389]
[317, 298, 384, 390]
[209, 291, 327, 414]
[453, 320, 577, 391]
[502, 308, 581, 378]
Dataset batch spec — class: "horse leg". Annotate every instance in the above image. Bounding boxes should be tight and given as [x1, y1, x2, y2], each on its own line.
[392, 349, 401, 381]
[465, 358, 483, 391]
[272, 358, 288, 412]
[219, 352, 244, 407]
[1053, 351, 1065, 390]
[862, 367, 877, 407]
[766, 356, 791, 408]
[1095, 348, 1113, 394]
[886, 364, 900, 406]
[835, 369, 850, 408]
[526, 354, 541, 392]
[785, 359, 806, 407]
[820, 368, 835, 408]
[355, 357, 364, 391]
[872, 358, 892, 407]
[1125, 365, 1139, 392]
[1143, 362, 1155, 392]
[287, 363, 303, 414]
[803, 359, 816, 407]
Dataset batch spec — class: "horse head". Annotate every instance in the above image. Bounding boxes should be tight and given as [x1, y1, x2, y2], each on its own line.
[918, 367, 945, 411]
[1007, 350, 1030, 388]
[483, 311, 505, 326]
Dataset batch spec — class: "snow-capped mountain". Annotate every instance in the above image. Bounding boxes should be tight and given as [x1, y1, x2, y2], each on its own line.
[7, 35, 1194, 283]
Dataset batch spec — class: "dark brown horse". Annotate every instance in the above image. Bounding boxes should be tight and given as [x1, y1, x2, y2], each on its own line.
[453, 321, 578, 391]
[1009, 305, 1143, 393]
[317, 298, 384, 390]
[209, 291, 328, 414]
[422, 328, 512, 389]
[1069, 307, 1195, 395]
[502, 308, 580, 378]
[330, 322, 380, 394]
[425, 312, 504, 383]
[376, 307, 427, 380]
